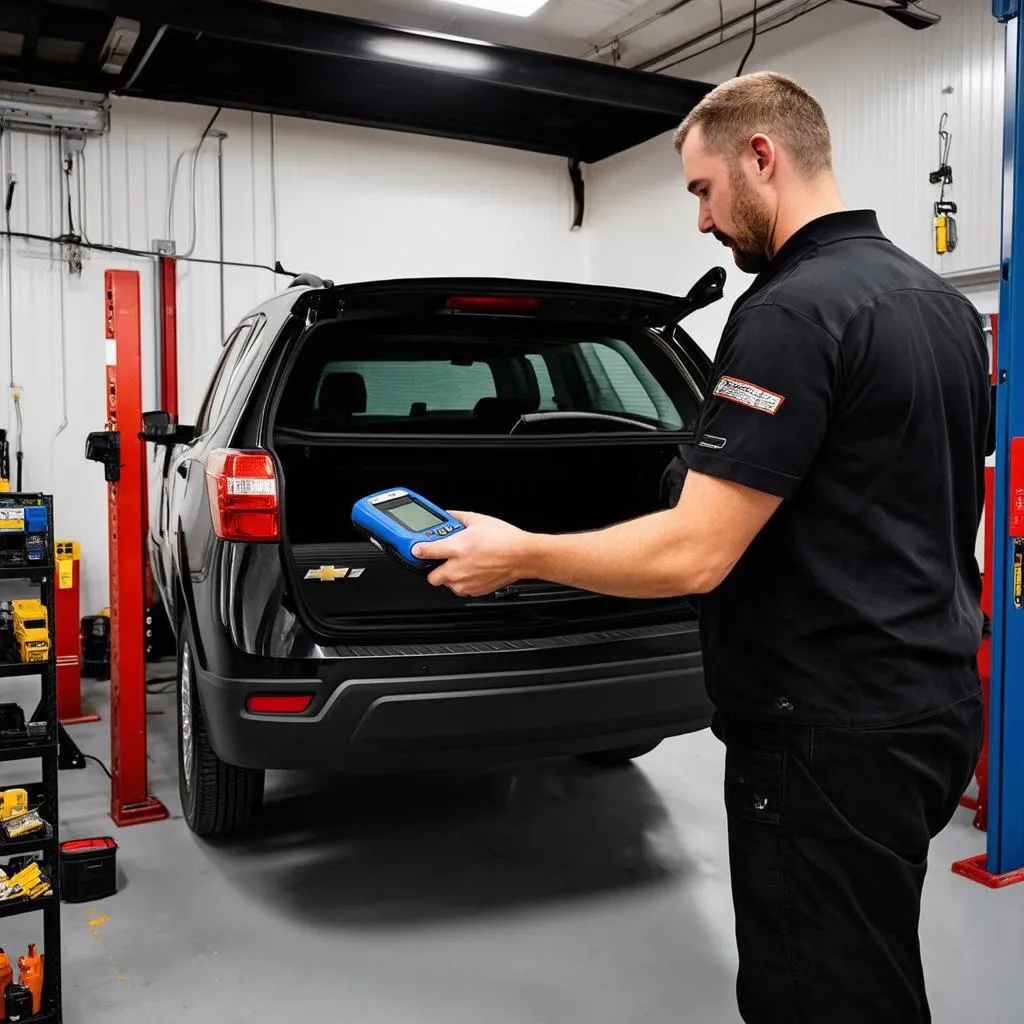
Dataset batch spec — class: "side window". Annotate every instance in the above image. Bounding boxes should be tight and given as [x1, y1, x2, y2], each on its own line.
[194, 336, 239, 437]
[195, 321, 257, 435]
[219, 316, 266, 409]
[579, 341, 683, 428]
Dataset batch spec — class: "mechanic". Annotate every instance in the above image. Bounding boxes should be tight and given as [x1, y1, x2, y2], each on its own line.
[412, 71, 989, 1024]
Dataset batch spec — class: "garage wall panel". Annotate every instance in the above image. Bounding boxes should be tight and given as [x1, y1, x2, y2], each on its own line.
[587, 0, 1006, 355]
[0, 99, 587, 612]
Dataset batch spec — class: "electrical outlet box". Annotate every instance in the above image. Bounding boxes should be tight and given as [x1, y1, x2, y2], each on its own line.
[62, 130, 87, 156]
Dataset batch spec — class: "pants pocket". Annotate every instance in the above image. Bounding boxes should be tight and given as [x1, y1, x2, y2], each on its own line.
[725, 744, 784, 826]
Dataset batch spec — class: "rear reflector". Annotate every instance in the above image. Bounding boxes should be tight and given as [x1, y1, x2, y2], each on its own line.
[445, 296, 541, 313]
[246, 694, 313, 715]
[205, 449, 280, 542]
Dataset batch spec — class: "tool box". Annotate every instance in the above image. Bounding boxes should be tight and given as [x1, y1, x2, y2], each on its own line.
[60, 837, 118, 903]
[0, 497, 49, 568]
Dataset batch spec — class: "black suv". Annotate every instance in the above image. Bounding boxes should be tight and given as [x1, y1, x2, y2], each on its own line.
[143, 271, 724, 836]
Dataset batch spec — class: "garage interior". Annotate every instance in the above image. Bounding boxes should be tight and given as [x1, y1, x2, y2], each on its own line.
[0, 0, 1021, 1021]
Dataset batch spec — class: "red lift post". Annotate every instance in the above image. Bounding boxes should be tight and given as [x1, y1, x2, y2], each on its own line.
[158, 255, 179, 417]
[102, 269, 168, 826]
[144, 255, 179, 624]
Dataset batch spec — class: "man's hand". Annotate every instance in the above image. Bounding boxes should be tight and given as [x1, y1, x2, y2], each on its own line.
[411, 512, 534, 598]
[409, 470, 781, 601]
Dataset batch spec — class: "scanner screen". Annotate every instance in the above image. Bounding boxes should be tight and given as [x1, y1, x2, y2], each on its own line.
[383, 497, 446, 533]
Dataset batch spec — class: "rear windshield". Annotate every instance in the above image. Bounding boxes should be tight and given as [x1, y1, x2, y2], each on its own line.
[273, 320, 700, 434]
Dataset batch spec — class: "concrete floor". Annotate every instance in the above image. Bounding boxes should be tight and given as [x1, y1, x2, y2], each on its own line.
[5, 667, 1022, 1023]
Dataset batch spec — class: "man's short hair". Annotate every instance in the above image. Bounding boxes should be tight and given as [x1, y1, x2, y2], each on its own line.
[673, 71, 832, 178]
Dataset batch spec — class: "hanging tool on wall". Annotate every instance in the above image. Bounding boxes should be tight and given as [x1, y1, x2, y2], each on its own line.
[11, 391, 22, 492]
[0, 429, 9, 492]
[568, 158, 584, 231]
[930, 112, 957, 254]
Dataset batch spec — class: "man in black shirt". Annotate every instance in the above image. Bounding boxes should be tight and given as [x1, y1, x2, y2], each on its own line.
[413, 71, 988, 1023]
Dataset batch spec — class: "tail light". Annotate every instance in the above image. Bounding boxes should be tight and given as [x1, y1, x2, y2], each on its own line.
[445, 296, 541, 313]
[205, 449, 280, 542]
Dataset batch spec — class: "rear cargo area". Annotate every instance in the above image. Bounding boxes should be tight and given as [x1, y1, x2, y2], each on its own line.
[277, 438, 686, 545]
[271, 434, 691, 638]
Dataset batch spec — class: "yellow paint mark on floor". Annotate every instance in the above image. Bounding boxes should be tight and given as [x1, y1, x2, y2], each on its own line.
[85, 910, 131, 990]
[88, 913, 110, 933]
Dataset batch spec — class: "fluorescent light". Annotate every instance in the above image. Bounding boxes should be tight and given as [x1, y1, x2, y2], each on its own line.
[0, 95, 109, 133]
[440, 0, 550, 16]
[369, 36, 493, 72]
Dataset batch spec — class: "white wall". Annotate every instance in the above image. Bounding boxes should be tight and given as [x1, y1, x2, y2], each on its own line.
[0, 98, 588, 613]
[586, 0, 1006, 355]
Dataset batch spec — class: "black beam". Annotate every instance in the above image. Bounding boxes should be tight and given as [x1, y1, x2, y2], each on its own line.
[0, 58, 108, 94]
[143, 0, 711, 116]
[21, 4, 38, 60]
[0, 0, 713, 163]
[119, 1, 711, 162]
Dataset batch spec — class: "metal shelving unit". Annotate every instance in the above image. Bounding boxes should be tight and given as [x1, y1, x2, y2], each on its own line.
[0, 494, 62, 1023]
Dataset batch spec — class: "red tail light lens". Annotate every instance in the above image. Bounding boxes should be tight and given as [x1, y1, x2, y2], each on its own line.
[205, 449, 280, 542]
[445, 296, 541, 313]
[246, 694, 313, 714]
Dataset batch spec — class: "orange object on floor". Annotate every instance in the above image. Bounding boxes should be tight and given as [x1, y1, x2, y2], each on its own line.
[18, 943, 42, 1015]
[0, 947, 12, 1009]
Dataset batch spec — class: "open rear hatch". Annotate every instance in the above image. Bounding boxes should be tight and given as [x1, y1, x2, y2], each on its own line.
[267, 276, 721, 641]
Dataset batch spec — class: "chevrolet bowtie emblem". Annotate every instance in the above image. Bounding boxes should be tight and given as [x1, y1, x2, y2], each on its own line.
[304, 566, 366, 581]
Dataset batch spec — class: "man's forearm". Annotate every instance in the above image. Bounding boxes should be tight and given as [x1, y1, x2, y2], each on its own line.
[519, 508, 719, 599]
[418, 469, 779, 600]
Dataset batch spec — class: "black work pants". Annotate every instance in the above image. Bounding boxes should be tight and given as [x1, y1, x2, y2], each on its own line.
[713, 691, 984, 1024]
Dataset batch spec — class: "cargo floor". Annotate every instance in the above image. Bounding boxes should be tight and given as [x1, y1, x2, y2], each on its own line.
[11, 668, 1021, 1023]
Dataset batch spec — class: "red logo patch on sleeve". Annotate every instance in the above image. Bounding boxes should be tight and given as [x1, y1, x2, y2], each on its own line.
[712, 375, 785, 415]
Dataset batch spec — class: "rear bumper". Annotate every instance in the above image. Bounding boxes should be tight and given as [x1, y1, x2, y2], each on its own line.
[195, 643, 712, 772]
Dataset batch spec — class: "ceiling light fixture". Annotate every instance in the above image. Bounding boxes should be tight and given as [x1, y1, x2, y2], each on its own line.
[0, 87, 109, 134]
[439, 0, 550, 17]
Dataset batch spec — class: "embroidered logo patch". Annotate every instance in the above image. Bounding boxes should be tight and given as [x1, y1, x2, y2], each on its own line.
[712, 375, 785, 415]
[698, 434, 727, 450]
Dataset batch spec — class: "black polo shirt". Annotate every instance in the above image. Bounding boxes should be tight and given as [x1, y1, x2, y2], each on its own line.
[690, 210, 989, 726]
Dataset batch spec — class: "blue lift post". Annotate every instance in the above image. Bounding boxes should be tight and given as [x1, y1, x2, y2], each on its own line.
[955, 0, 1024, 886]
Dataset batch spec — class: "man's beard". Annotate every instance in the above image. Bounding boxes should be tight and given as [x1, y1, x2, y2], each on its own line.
[715, 172, 775, 275]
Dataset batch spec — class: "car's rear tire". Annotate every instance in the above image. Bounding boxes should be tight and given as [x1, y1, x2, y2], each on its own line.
[177, 621, 264, 837]
[581, 741, 662, 766]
